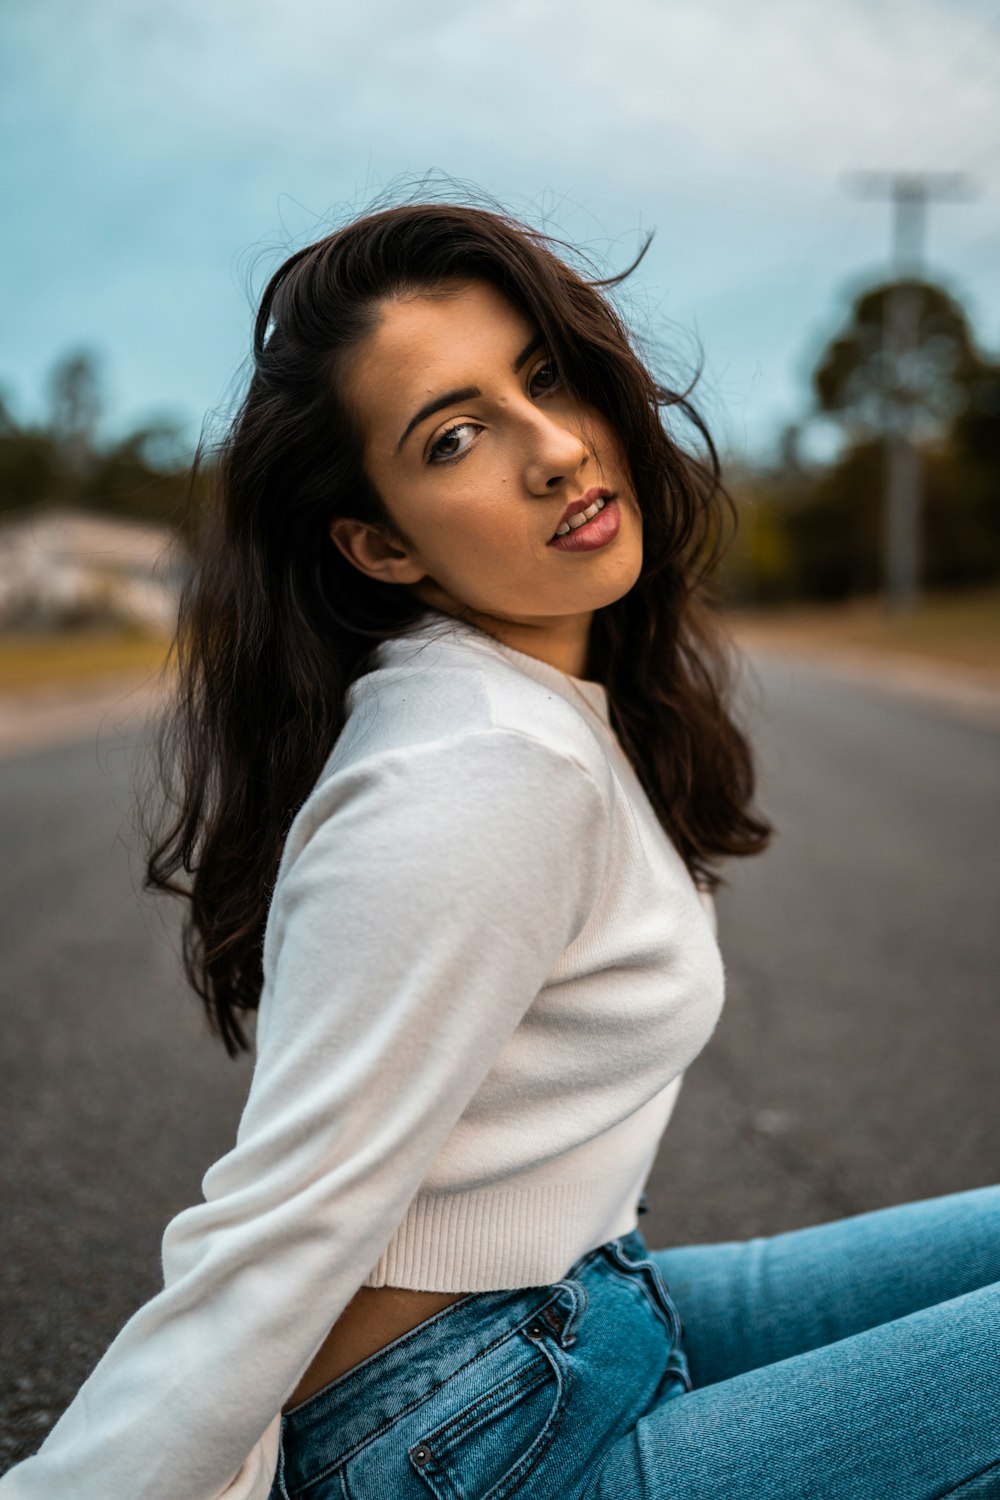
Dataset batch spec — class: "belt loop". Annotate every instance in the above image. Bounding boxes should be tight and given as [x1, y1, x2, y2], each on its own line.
[549, 1277, 587, 1347]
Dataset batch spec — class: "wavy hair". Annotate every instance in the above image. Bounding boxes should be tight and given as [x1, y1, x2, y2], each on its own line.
[143, 199, 773, 1055]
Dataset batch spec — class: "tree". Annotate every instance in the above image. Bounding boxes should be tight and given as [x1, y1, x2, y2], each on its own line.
[47, 349, 103, 477]
[807, 277, 1000, 603]
[813, 279, 990, 445]
[719, 275, 1000, 607]
[0, 349, 205, 533]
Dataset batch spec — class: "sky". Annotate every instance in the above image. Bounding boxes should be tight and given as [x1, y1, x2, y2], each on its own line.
[2, 0, 998, 468]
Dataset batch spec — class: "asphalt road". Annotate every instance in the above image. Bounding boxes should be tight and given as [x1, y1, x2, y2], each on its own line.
[2, 654, 997, 1465]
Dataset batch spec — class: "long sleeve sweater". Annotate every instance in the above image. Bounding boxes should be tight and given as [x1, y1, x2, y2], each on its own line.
[0, 608, 726, 1500]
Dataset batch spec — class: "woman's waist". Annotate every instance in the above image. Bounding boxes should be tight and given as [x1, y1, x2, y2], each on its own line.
[282, 1157, 663, 1417]
[283, 1285, 469, 1413]
[276, 1229, 677, 1500]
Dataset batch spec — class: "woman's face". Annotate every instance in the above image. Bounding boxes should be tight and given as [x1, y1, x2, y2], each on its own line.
[332, 277, 643, 673]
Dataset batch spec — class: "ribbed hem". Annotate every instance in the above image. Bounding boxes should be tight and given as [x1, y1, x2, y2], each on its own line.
[363, 1078, 685, 1292]
[361, 1176, 645, 1292]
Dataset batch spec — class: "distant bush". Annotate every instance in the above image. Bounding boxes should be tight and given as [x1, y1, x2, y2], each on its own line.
[0, 350, 208, 543]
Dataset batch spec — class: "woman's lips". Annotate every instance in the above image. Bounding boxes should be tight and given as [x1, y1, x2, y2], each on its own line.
[547, 496, 621, 552]
[550, 486, 612, 535]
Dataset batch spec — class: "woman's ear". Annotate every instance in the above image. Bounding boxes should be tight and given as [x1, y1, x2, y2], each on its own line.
[328, 517, 425, 585]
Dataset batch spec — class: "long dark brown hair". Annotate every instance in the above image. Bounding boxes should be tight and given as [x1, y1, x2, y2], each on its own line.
[143, 198, 772, 1056]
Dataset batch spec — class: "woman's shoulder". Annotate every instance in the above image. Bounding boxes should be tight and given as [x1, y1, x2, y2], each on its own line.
[271, 629, 616, 917]
[328, 620, 611, 788]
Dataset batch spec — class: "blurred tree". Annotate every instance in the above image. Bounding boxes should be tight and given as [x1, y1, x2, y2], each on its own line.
[0, 388, 61, 518]
[951, 364, 1000, 471]
[715, 463, 802, 607]
[0, 351, 206, 546]
[47, 349, 103, 479]
[813, 279, 989, 445]
[82, 423, 190, 523]
[780, 441, 884, 600]
[718, 277, 1000, 606]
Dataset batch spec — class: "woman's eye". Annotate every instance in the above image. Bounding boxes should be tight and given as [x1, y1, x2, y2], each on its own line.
[530, 359, 561, 395]
[427, 422, 481, 464]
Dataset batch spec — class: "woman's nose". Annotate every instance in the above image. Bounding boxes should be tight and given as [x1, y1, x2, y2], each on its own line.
[522, 409, 590, 495]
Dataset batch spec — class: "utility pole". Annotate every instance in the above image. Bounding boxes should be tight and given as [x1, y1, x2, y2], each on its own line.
[843, 171, 974, 617]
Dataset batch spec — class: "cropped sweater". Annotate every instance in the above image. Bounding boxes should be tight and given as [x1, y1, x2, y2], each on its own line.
[0, 608, 726, 1500]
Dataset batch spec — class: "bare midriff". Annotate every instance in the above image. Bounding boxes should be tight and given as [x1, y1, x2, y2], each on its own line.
[283, 1285, 469, 1413]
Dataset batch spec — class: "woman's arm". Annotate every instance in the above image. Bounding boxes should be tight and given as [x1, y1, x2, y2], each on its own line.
[1, 728, 610, 1500]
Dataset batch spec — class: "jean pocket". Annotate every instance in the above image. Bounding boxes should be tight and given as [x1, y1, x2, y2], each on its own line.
[403, 1311, 572, 1500]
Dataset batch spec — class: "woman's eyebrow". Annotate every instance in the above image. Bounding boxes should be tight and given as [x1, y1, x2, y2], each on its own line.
[395, 332, 544, 453]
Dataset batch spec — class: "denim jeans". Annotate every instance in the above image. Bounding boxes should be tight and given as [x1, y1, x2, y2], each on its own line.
[269, 1184, 1000, 1499]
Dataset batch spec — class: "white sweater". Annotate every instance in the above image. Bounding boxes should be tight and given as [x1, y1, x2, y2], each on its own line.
[0, 609, 726, 1500]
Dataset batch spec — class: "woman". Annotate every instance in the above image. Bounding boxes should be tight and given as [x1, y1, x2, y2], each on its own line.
[3, 201, 997, 1500]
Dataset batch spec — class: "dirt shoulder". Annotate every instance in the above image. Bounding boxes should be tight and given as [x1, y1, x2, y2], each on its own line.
[725, 587, 1000, 675]
[0, 631, 175, 759]
[0, 630, 173, 694]
[726, 588, 1000, 727]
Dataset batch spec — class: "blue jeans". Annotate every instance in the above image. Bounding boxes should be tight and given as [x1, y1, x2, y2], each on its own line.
[269, 1185, 1000, 1499]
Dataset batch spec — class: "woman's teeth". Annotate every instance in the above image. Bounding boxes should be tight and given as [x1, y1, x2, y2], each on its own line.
[553, 496, 607, 537]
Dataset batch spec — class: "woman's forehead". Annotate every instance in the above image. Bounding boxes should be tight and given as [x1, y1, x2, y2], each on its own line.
[368, 281, 531, 368]
[349, 281, 537, 437]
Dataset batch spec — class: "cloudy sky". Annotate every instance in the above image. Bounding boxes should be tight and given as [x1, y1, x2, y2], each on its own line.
[2, 0, 998, 466]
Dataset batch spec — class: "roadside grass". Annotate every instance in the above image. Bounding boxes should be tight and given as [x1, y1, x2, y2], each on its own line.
[0, 629, 175, 695]
[725, 585, 1000, 677]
